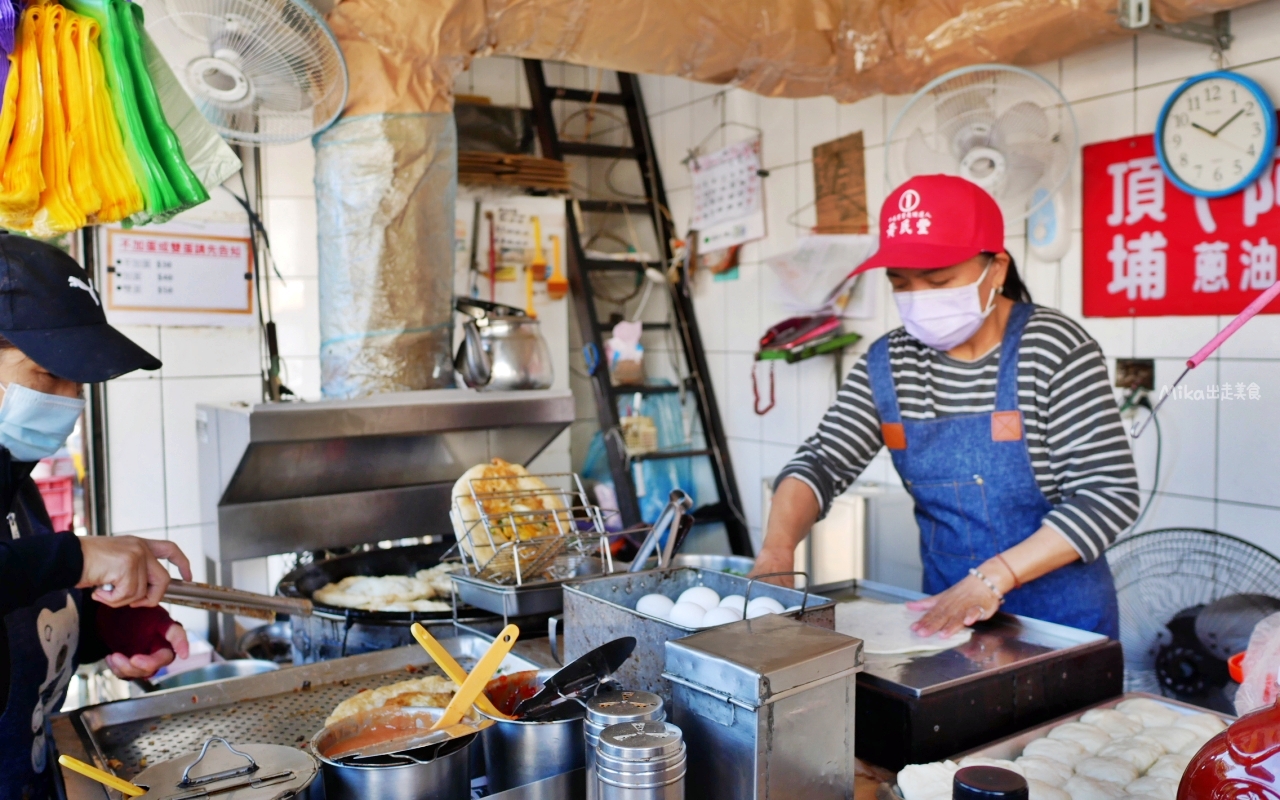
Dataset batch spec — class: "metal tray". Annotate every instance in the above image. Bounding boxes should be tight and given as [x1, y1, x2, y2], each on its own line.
[562, 567, 835, 703]
[51, 636, 541, 797]
[877, 692, 1236, 799]
[452, 572, 573, 617]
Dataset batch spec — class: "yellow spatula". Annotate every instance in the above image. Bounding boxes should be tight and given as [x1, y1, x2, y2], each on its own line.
[58, 755, 145, 797]
[431, 624, 519, 731]
[410, 622, 510, 720]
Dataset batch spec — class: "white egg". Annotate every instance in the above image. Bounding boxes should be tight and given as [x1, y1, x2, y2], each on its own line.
[700, 606, 743, 627]
[746, 596, 786, 619]
[677, 586, 721, 611]
[635, 593, 675, 618]
[719, 594, 747, 613]
[668, 602, 708, 628]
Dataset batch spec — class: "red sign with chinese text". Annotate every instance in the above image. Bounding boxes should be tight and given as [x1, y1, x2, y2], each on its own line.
[1083, 133, 1280, 316]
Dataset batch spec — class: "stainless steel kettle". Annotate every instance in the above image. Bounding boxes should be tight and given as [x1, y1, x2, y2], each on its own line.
[455, 297, 555, 391]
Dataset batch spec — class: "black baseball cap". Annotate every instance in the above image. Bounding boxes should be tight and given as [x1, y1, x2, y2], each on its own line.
[0, 235, 162, 382]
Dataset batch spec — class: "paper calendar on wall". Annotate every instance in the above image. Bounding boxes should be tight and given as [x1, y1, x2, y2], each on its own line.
[689, 137, 766, 251]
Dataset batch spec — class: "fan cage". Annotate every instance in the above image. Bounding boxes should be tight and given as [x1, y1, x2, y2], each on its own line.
[1106, 527, 1280, 694]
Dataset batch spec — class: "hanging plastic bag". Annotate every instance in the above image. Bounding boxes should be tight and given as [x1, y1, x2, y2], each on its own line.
[75, 13, 143, 222]
[57, 13, 104, 221]
[0, 7, 45, 230]
[0, 0, 16, 93]
[137, 21, 240, 193]
[31, 4, 88, 236]
[1236, 611, 1280, 716]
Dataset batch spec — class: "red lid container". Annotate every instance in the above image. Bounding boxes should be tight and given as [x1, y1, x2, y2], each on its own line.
[1178, 699, 1280, 800]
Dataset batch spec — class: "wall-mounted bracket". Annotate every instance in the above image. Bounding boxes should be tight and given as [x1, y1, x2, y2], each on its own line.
[1118, 1, 1232, 54]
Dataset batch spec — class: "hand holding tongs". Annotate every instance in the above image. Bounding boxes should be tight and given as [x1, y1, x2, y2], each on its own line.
[161, 581, 313, 621]
[628, 489, 693, 572]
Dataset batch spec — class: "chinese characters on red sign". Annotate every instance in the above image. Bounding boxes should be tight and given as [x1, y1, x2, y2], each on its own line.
[1083, 132, 1279, 316]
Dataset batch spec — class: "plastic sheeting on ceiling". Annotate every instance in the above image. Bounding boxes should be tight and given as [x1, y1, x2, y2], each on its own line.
[325, 0, 1258, 117]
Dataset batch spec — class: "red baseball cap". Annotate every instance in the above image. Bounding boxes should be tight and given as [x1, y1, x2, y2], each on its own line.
[852, 174, 1005, 276]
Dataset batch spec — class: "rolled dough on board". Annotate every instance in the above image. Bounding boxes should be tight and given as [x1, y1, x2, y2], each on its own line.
[836, 599, 974, 654]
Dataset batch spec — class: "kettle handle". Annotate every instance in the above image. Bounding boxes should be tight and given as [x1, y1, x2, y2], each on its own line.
[457, 320, 492, 388]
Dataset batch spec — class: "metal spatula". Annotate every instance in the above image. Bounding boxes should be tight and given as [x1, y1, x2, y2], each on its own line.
[512, 636, 636, 718]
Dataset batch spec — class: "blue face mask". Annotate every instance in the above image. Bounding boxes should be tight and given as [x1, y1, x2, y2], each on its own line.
[0, 383, 85, 462]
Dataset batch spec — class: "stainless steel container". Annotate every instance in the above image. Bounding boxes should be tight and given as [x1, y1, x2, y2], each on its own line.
[595, 721, 686, 800]
[586, 691, 666, 800]
[480, 669, 586, 791]
[310, 707, 478, 800]
[153, 659, 279, 690]
[663, 614, 864, 800]
[564, 567, 835, 704]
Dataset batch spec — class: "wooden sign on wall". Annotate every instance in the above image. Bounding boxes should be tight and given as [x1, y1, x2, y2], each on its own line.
[813, 131, 868, 234]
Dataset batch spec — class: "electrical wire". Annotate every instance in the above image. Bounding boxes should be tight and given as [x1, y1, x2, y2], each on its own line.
[1127, 393, 1162, 536]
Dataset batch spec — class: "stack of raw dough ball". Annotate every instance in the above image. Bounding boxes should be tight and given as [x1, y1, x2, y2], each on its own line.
[633, 586, 800, 628]
[897, 699, 1226, 800]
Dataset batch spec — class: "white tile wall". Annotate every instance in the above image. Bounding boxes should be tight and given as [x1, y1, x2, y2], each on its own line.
[639, 2, 1280, 551]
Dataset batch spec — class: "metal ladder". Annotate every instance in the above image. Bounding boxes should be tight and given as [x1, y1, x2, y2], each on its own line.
[522, 61, 752, 556]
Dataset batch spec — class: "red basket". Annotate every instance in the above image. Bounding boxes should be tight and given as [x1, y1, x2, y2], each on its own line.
[34, 475, 74, 532]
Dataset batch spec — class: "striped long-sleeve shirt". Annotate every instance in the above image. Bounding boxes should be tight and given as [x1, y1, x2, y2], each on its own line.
[778, 306, 1140, 562]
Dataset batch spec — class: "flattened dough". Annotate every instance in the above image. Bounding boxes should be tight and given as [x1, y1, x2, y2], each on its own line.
[1064, 774, 1126, 800]
[1141, 727, 1196, 754]
[1029, 780, 1071, 800]
[1080, 709, 1144, 738]
[1074, 757, 1140, 786]
[1126, 776, 1178, 800]
[958, 757, 1023, 775]
[1048, 722, 1112, 755]
[836, 600, 973, 654]
[898, 761, 960, 800]
[1098, 735, 1165, 771]
[326, 675, 457, 725]
[1016, 756, 1074, 787]
[1023, 737, 1089, 767]
[1147, 754, 1192, 781]
[1115, 698, 1182, 728]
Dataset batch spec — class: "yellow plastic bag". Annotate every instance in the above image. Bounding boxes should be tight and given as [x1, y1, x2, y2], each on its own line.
[0, 54, 19, 170]
[31, 4, 87, 236]
[78, 14, 142, 222]
[0, 7, 45, 229]
[58, 12, 102, 220]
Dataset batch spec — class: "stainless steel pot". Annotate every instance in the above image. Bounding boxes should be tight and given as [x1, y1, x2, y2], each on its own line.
[154, 660, 279, 690]
[480, 669, 586, 792]
[455, 298, 554, 391]
[310, 707, 478, 800]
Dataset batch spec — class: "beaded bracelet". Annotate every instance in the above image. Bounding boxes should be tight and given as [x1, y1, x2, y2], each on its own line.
[968, 568, 1005, 604]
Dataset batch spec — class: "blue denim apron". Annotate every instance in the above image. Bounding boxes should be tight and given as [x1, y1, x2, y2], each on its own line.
[866, 303, 1119, 638]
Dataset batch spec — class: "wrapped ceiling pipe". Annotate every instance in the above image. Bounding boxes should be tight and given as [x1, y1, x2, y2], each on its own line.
[325, 0, 1261, 116]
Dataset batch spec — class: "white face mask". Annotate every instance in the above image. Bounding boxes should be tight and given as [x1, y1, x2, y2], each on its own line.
[893, 264, 998, 352]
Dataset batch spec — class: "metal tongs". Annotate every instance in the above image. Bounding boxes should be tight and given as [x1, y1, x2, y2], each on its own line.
[628, 489, 693, 572]
[161, 581, 313, 621]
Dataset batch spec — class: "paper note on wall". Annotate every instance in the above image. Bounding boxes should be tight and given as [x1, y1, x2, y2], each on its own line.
[689, 137, 766, 251]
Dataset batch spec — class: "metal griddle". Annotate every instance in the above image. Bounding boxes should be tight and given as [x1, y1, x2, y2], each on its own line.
[51, 637, 542, 799]
[842, 581, 1124, 770]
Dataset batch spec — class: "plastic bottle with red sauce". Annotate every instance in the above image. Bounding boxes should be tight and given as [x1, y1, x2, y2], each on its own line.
[1178, 698, 1280, 800]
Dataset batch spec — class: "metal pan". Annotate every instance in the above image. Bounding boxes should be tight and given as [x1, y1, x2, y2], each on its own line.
[277, 542, 492, 625]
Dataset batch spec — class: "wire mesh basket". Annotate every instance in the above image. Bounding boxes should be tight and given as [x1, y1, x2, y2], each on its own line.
[448, 472, 618, 586]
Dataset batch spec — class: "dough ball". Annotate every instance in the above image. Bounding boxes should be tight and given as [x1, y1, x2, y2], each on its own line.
[1015, 756, 1074, 787]
[1048, 722, 1112, 755]
[1081, 709, 1145, 738]
[1126, 777, 1178, 800]
[1115, 698, 1182, 728]
[1097, 736, 1165, 771]
[1023, 737, 1089, 767]
[1147, 753, 1192, 781]
[957, 757, 1024, 775]
[1074, 757, 1140, 786]
[898, 761, 960, 800]
[1029, 780, 1072, 800]
[1064, 774, 1127, 800]
[1171, 713, 1226, 739]
[1141, 727, 1196, 754]
[1177, 733, 1212, 755]
[636, 593, 675, 618]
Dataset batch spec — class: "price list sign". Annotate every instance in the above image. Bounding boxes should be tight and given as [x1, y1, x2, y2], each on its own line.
[106, 229, 255, 326]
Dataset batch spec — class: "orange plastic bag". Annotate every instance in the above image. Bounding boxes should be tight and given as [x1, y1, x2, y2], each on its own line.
[0, 7, 45, 228]
[31, 4, 87, 236]
[78, 15, 142, 222]
[58, 12, 103, 219]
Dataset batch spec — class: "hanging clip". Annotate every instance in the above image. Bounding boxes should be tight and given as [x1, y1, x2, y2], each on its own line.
[752, 360, 775, 415]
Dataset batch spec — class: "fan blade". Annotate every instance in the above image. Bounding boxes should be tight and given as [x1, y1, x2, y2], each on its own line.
[903, 127, 959, 177]
[993, 101, 1051, 148]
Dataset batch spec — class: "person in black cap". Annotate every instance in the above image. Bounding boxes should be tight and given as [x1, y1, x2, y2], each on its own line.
[0, 235, 193, 799]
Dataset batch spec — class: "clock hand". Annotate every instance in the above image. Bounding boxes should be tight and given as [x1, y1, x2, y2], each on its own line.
[1191, 121, 1218, 137]
[1210, 108, 1246, 137]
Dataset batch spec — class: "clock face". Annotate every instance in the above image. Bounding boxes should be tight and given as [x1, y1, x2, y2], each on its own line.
[1158, 74, 1276, 197]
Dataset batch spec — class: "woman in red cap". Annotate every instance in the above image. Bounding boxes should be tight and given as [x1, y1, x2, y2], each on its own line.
[751, 175, 1138, 638]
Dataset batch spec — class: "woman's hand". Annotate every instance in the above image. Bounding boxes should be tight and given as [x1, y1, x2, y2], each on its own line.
[105, 623, 189, 680]
[747, 546, 797, 587]
[77, 536, 193, 607]
[906, 574, 1002, 637]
